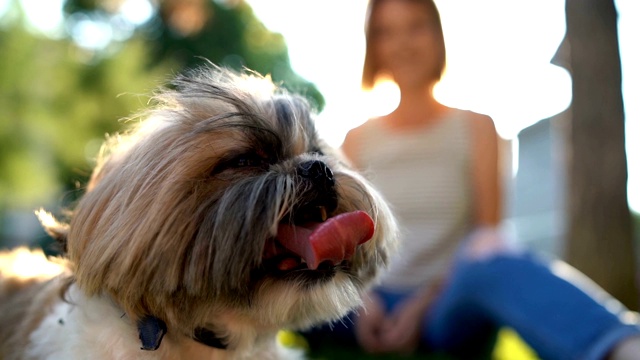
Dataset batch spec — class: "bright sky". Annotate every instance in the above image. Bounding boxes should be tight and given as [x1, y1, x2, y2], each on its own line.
[1, 0, 638, 212]
[246, 0, 639, 213]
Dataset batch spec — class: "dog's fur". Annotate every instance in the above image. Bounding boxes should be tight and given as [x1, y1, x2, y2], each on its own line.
[0, 66, 396, 359]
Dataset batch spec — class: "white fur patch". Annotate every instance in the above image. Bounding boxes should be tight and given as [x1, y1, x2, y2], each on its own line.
[25, 286, 144, 359]
[23, 285, 303, 359]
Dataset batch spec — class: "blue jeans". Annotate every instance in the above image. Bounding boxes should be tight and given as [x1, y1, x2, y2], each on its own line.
[306, 252, 640, 359]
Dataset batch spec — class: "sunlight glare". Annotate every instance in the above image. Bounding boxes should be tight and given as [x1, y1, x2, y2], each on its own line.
[20, 0, 65, 36]
[364, 80, 401, 119]
[1, 247, 66, 280]
[0, 0, 9, 18]
[68, 14, 113, 50]
[435, 64, 572, 139]
[120, 0, 154, 26]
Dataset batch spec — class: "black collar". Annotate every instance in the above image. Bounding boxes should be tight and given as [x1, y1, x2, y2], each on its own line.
[137, 316, 167, 351]
[137, 316, 228, 351]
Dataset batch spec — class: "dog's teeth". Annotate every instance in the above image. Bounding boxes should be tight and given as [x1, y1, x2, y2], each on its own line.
[278, 257, 301, 271]
[319, 207, 327, 222]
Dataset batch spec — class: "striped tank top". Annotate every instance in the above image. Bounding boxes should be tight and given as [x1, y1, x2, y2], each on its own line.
[353, 109, 474, 291]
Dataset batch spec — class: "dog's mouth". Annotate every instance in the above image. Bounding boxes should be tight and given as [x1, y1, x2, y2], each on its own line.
[261, 207, 374, 276]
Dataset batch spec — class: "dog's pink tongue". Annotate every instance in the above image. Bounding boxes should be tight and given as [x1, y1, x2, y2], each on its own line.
[276, 211, 375, 270]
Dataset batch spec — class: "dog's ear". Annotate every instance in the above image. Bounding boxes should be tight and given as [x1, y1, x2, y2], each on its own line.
[35, 209, 69, 253]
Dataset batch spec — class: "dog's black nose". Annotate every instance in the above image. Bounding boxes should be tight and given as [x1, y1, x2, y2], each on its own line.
[297, 160, 335, 187]
[296, 160, 338, 219]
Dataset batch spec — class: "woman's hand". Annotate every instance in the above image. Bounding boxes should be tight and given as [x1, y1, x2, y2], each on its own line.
[378, 290, 435, 354]
[356, 285, 442, 354]
[354, 292, 387, 353]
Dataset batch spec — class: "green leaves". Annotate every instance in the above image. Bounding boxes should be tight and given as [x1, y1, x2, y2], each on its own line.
[0, 0, 323, 217]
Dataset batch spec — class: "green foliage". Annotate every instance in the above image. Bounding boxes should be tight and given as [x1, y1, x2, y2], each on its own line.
[0, 24, 171, 211]
[1, 0, 322, 232]
[142, 1, 324, 110]
[61, 0, 325, 110]
[301, 327, 537, 360]
[634, 211, 640, 250]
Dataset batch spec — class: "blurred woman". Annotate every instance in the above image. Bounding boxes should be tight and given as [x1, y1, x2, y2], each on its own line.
[325, 0, 640, 358]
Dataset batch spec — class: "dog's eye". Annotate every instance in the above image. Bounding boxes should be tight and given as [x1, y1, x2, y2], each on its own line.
[232, 154, 270, 169]
[210, 152, 272, 176]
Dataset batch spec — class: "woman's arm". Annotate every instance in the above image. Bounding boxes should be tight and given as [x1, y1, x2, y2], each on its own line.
[469, 113, 502, 227]
[465, 113, 509, 259]
[340, 127, 363, 170]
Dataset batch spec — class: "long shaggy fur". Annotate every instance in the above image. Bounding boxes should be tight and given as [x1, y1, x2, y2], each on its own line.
[0, 66, 396, 359]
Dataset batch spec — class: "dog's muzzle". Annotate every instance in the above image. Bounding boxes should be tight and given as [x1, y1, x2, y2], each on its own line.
[261, 159, 375, 273]
[297, 159, 334, 188]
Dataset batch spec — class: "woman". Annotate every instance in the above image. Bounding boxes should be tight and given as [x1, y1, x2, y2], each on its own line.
[329, 0, 640, 358]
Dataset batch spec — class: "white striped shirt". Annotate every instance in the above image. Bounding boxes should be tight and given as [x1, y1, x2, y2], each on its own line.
[353, 109, 474, 291]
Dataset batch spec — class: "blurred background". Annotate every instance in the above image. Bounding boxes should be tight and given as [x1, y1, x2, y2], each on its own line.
[0, 0, 638, 308]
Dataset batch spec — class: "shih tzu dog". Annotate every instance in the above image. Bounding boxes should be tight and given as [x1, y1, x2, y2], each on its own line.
[0, 66, 396, 359]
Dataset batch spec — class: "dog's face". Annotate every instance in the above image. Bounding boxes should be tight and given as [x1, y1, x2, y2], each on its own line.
[59, 67, 395, 340]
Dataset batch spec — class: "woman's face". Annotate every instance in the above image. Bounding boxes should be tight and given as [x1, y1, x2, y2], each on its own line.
[370, 0, 442, 90]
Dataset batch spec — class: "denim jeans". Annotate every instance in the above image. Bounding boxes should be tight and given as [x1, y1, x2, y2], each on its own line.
[306, 251, 640, 359]
[378, 252, 640, 359]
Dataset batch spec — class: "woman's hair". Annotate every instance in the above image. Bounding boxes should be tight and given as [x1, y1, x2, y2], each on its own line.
[361, 0, 447, 90]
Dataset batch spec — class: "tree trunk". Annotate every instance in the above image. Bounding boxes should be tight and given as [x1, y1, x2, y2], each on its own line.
[563, 0, 638, 309]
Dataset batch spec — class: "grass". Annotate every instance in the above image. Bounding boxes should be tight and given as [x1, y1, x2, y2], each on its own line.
[279, 328, 539, 360]
[492, 328, 539, 360]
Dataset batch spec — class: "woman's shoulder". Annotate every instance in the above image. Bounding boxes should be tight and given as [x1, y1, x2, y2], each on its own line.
[344, 116, 385, 146]
[350, 116, 386, 135]
[341, 117, 386, 168]
[454, 108, 493, 124]
[454, 109, 499, 157]
[454, 109, 496, 136]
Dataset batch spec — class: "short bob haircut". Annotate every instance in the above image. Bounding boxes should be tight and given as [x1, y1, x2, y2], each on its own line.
[361, 0, 447, 90]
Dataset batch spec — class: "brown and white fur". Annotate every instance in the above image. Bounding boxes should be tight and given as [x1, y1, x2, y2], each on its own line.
[0, 66, 396, 359]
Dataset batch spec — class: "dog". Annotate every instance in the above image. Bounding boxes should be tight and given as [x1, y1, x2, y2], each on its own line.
[0, 66, 396, 359]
